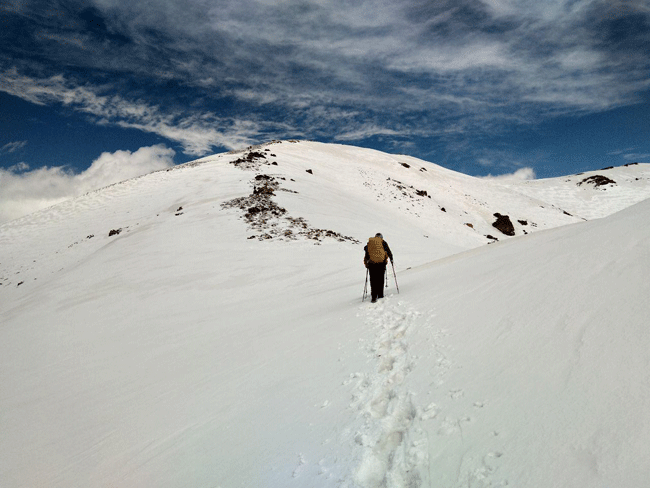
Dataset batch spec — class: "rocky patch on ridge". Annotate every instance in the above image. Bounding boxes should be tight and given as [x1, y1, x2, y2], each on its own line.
[222, 174, 288, 229]
[388, 178, 431, 200]
[578, 175, 616, 188]
[222, 148, 359, 244]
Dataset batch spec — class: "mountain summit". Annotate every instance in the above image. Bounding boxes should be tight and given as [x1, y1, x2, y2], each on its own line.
[2, 141, 649, 487]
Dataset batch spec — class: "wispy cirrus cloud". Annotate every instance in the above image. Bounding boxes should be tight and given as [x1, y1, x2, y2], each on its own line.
[622, 153, 650, 161]
[1, 140, 27, 154]
[0, 68, 269, 154]
[608, 148, 650, 161]
[1, 0, 649, 165]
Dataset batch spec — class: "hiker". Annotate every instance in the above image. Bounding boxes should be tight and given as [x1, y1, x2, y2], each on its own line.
[364, 233, 394, 303]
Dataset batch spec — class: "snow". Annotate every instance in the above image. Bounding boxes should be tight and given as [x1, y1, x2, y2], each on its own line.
[1, 141, 649, 487]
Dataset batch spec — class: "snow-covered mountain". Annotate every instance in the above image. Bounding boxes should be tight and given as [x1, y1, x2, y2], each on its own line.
[1, 141, 649, 487]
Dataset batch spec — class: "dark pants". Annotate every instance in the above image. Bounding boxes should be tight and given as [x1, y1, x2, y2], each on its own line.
[368, 262, 386, 301]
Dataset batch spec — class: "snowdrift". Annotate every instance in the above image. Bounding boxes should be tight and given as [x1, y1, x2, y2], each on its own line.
[1, 141, 649, 487]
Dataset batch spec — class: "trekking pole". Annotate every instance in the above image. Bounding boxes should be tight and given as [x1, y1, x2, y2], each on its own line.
[362, 268, 369, 302]
[391, 260, 400, 294]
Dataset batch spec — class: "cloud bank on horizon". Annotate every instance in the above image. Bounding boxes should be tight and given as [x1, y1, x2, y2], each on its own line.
[0, 145, 174, 224]
[1, 0, 650, 222]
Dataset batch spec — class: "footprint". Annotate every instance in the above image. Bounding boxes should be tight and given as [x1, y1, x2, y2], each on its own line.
[420, 402, 439, 420]
[487, 451, 503, 459]
[449, 389, 464, 399]
[292, 454, 306, 478]
[437, 417, 460, 436]
[318, 459, 329, 476]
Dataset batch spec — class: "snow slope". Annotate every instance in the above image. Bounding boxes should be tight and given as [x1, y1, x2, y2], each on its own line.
[1, 141, 649, 487]
[505, 162, 650, 220]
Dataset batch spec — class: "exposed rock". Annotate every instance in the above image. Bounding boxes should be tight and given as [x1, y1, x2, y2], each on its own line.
[578, 175, 616, 188]
[492, 213, 515, 236]
[231, 151, 267, 169]
[253, 185, 275, 196]
[221, 169, 357, 244]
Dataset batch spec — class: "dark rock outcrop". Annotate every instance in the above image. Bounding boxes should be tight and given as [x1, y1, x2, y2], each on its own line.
[492, 213, 515, 236]
[578, 175, 616, 188]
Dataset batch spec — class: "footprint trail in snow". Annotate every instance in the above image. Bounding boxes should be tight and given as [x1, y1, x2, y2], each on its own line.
[349, 299, 430, 488]
[344, 297, 507, 488]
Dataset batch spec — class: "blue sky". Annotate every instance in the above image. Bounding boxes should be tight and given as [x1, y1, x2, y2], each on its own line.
[1, 0, 649, 222]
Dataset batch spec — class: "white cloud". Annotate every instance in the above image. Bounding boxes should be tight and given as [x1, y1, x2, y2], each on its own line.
[53, 0, 648, 124]
[608, 147, 637, 156]
[8, 162, 29, 172]
[482, 167, 537, 181]
[389, 42, 513, 72]
[0, 145, 175, 225]
[334, 125, 404, 142]
[622, 153, 650, 161]
[2, 0, 650, 152]
[606, 148, 650, 161]
[190, 0, 649, 119]
[0, 69, 263, 155]
[1, 140, 27, 154]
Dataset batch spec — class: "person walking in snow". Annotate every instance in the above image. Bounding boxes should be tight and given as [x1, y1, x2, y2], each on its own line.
[364, 233, 394, 303]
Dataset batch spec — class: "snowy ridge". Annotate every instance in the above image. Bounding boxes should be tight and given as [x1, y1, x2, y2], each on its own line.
[1, 141, 650, 487]
[504, 162, 650, 220]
